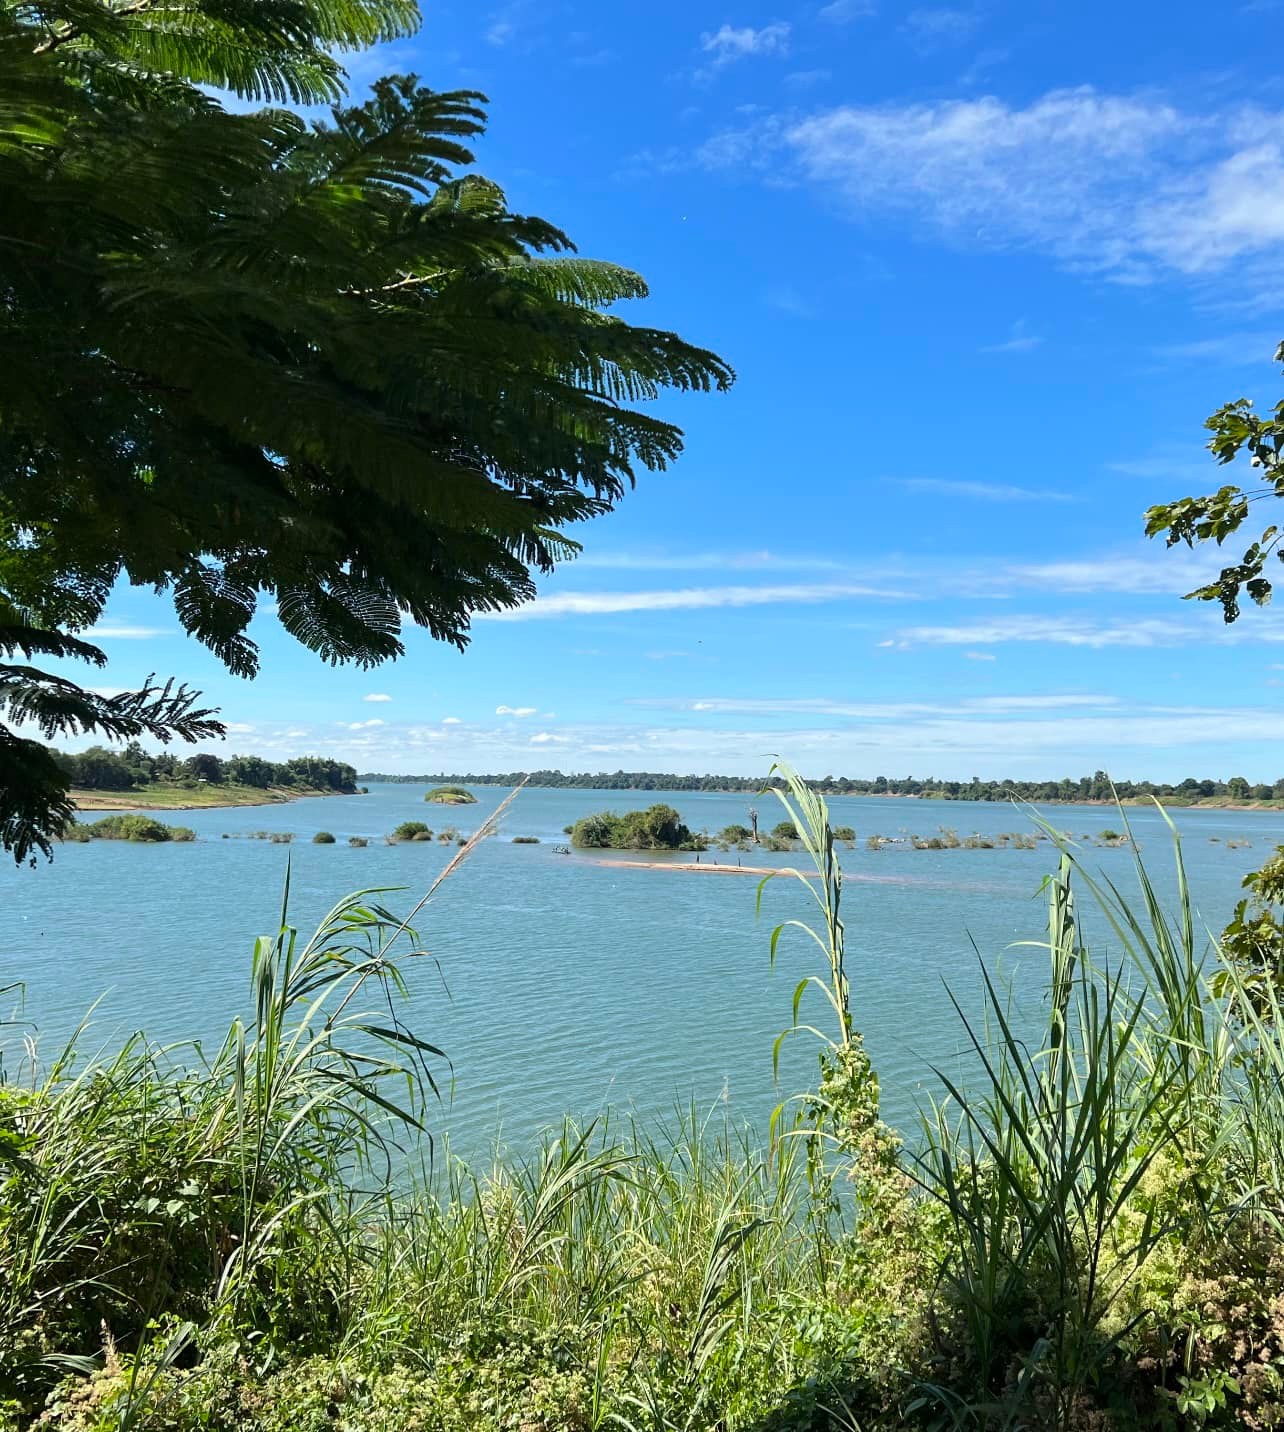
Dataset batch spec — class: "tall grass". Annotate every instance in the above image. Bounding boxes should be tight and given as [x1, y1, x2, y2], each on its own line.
[6, 776, 1284, 1429]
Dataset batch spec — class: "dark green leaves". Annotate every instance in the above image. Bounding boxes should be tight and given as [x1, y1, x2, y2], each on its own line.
[1145, 346, 1284, 623]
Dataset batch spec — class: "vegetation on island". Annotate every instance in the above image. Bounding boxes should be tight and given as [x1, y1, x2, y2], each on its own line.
[390, 821, 435, 843]
[424, 785, 477, 805]
[0, 0, 731, 867]
[9, 768, 1284, 1431]
[569, 803, 707, 852]
[361, 767, 1284, 804]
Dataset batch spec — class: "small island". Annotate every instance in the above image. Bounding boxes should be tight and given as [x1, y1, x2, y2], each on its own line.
[424, 784, 477, 805]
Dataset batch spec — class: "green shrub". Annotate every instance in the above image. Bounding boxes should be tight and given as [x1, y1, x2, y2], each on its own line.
[512, 836, 540, 844]
[771, 820, 797, 842]
[570, 804, 701, 851]
[831, 824, 856, 842]
[425, 785, 476, 804]
[312, 831, 336, 844]
[348, 836, 368, 847]
[87, 815, 190, 843]
[58, 822, 91, 844]
[718, 823, 753, 843]
[391, 821, 432, 842]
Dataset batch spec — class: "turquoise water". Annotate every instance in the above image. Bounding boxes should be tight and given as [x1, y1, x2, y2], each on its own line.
[1, 785, 1278, 1158]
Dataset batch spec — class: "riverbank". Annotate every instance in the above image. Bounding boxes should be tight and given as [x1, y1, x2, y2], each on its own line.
[69, 783, 353, 811]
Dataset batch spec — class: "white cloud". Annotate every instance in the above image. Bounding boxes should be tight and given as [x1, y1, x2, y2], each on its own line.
[340, 718, 385, 730]
[699, 21, 790, 70]
[530, 732, 566, 744]
[692, 89, 1284, 282]
[363, 693, 393, 703]
[480, 581, 909, 621]
[901, 478, 1071, 502]
[964, 651, 997, 661]
[83, 622, 171, 640]
[496, 704, 538, 716]
[442, 716, 462, 724]
[980, 318, 1044, 354]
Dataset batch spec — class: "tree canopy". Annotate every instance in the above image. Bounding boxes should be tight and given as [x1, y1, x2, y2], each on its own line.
[1146, 341, 1284, 622]
[0, 0, 733, 863]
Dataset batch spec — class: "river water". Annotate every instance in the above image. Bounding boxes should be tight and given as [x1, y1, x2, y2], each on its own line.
[1, 784, 1278, 1159]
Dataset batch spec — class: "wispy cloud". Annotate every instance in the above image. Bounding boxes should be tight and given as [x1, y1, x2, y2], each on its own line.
[785, 68, 831, 86]
[632, 693, 1123, 717]
[339, 718, 385, 730]
[980, 318, 1044, 353]
[818, 0, 876, 21]
[575, 548, 843, 572]
[901, 478, 1071, 502]
[1149, 331, 1280, 364]
[964, 650, 997, 661]
[442, 716, 461, 724]
[693, 89, 1284, 284]
[363, 692, 392, 703]
[699, 21, 790, 73]
[903, 7, 981, 50]
[897, 614, 1284, 649]
[83, 622, 171, 640]
[479, 581, 910, 621]
[496, 704, 538, 717]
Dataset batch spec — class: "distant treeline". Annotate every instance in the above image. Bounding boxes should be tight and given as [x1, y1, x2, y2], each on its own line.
[358, 768, 1284, 803]
[54, 743, 358, 794]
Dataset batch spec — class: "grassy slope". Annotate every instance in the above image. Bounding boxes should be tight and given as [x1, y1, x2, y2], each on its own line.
[69, 783, 348, 811]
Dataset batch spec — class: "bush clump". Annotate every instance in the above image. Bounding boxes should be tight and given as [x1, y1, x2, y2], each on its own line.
[570, 804, 705, 851]
[832, 824, 856, 843]
[87, 815, 194, 843]
[512, 836, 541, 844]
[771, 820, 798, 842]
[391, 821, 432, 842]
[312, 831, 336, 844]
[718, 823, 753, 843]
[348, 836, 369, 847]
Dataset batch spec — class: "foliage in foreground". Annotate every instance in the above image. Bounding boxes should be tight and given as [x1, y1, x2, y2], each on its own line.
[7, 775, 1284, 1428]
[0, 0, 732, 866]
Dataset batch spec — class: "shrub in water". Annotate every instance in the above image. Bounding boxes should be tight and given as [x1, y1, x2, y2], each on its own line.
[348, 836, 369, 847]
[771, 820, 798, 842]
[313, 831, 336, 844]
[88, 815, 185, 843]
[832, 824, 856, 842]
[391, 821, 432, 842]
[512, 836, 540, 844]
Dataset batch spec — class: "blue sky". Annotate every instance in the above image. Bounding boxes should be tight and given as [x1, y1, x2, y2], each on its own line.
[75, 0, 1284, 779]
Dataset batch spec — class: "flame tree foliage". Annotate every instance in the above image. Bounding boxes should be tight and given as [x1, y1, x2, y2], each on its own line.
[0, 0, 733, 864]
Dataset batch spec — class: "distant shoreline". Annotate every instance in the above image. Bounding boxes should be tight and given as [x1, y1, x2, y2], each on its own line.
[358, 778, 1284, 814]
